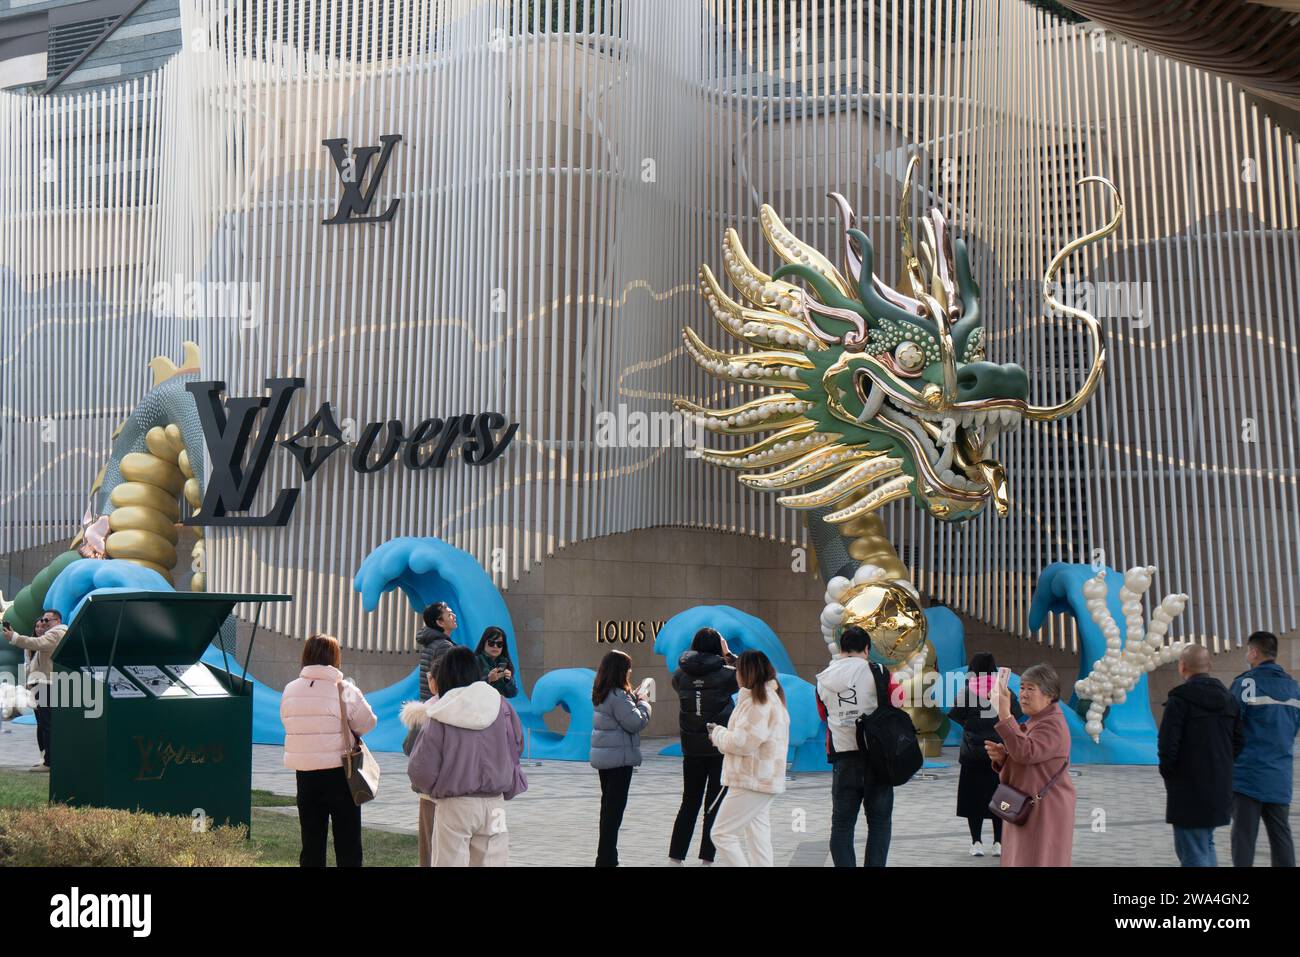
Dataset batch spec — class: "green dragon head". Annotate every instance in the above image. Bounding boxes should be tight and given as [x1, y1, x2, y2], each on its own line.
[677, 159, 1122, 526]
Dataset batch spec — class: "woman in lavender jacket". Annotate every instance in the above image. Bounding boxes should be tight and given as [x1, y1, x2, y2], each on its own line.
[403, 646, 527, 866]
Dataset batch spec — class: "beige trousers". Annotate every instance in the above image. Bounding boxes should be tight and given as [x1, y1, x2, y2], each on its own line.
[710, 786, 776, 867]
[432, 794, 508, 867]
[418, 796, 436, 867]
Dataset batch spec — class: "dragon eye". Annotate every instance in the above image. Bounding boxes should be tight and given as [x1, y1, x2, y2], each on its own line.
[894, 341, 925, 373]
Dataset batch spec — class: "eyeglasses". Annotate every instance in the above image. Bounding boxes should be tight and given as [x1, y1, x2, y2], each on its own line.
[38, 616, 57, 624]
[486, 639, 504, 648]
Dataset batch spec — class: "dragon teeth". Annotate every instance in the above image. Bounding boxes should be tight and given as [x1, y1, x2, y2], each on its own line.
[935, 439, 955, 472]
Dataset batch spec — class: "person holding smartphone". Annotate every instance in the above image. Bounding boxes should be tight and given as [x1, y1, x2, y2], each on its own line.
[3, 610, 66, 772]
[707, 651, 790, 867]
[668, 627, 739, 865]
[984, 663, 1075, 866]
[474, 626, 518, 698]
[948, 652, 1022, 858]
[589, 650, 652, 866]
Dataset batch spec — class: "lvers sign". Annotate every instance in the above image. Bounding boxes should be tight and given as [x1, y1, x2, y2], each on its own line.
[184, 378, 518, 527]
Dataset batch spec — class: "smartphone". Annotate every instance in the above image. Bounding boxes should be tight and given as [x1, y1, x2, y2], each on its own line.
[997, 666, 1011, 688]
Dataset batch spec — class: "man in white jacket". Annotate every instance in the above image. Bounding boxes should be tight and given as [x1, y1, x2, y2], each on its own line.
[815, 626, 895, 867]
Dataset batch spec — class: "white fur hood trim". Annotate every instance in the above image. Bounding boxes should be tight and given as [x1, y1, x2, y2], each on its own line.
[400, 682, 502, 731]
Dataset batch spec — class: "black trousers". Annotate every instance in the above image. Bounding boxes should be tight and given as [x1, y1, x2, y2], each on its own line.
[1231, 791, 1295, 867]
[596, 766, 634, 867]
[669, 754, 724, 862]
[295, 767, 363, 867]
[966, 815, 1003, 844]
[34, 704, 51, 766]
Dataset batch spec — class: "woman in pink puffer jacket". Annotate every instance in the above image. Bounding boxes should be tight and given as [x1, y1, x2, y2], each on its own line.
[280, 634, 377, 867]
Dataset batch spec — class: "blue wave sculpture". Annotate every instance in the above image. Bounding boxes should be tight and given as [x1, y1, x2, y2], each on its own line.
[33, 547, 1162, 766]
[651, 605, 827, 768]
[45, 558, 174, 622]
[353, 536, 595, 759]
[1026, 562, 1160, 764]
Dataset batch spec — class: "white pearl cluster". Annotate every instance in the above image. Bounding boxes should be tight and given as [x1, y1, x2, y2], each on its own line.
[743, 320, 815, 350]
[700, 399, 812, 432]
[682, 333, 803, 383]
[819, 565, 922, 657]
[746, 445, 859, 488]
[719, 243, 806, 317]
[1076, 565, 1189, 743]
[761, 207, 817, 270]
[734, 432, 828, 468]
[702, 281, 817, 352]
[825, 475, 912, 522]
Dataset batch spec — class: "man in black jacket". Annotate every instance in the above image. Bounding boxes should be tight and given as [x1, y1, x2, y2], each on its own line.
[1158, 644, 1244, 866]
[415, 602, 457, 702]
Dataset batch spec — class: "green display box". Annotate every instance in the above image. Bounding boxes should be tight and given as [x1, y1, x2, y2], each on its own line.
[48, 591, 288, 831]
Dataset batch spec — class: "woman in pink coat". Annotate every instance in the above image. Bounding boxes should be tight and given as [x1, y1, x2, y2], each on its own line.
[280, 634, 378, 867]
[985, 663, 1076, 867]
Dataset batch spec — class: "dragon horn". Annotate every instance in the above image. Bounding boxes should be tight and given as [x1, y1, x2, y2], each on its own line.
[831, 190, 927, 318]
[828, 192, 863, 287]
[898, 155, 927, 301]
[1025, 176, 1124, 421]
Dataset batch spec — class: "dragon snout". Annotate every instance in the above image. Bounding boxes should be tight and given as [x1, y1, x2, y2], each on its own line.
[955, 361, 1029, 404]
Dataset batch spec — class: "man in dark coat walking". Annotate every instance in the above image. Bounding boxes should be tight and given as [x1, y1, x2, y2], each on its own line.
[1158, 644, 1243, 866]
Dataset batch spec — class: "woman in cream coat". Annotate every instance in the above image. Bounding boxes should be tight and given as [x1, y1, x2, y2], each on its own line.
[707, 651, 790, 866]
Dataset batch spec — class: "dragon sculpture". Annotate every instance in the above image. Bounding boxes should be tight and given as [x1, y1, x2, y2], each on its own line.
[676, 157, 1123, 752]
[1, 343, 210, 673]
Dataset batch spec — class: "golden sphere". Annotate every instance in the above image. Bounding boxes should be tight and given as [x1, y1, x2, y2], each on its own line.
[838, 580, 928, 664]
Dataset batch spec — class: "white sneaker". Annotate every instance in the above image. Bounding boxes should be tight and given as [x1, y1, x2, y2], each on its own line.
[992, 842, 1002, 857]
[29, 763, 49, 773]
[668, 859, 684, 866]
[970, 842, 985, 857]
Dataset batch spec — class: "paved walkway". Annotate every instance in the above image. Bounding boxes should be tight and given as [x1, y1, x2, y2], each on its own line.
[3, 721, 1295, 866]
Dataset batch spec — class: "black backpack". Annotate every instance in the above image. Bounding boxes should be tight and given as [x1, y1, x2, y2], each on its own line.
[854, 661, 923, 786]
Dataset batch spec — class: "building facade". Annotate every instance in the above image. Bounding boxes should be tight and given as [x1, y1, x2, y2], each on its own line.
[2, 0, 1298, 731]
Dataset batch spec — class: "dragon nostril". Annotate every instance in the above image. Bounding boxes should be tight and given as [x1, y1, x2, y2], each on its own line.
[957, 369, 980, 390]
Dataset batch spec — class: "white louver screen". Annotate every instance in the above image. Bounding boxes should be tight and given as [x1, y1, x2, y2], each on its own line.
[2, 0, 1297, 657]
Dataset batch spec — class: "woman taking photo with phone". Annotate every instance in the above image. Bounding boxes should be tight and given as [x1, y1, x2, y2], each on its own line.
[948, 652, 1022, 858]
[475, 626, 518, 698]
[589, 650, 652, 867]
[707, 650, 790, 867]
[985, 664, 1076, 866]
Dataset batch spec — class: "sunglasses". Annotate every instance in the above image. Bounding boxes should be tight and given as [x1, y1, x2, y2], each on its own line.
[486, 639, 504, 648]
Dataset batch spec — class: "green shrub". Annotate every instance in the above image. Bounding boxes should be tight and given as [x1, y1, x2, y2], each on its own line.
[0, 804, 257, 866]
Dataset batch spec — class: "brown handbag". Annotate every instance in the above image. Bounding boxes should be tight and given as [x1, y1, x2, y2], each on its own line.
[988, 760, 1067, 826]
[337, 682, 380, 805]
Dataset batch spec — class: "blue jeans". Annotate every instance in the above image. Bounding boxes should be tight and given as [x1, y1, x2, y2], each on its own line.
[830, 756, 894, 867]
[1173, 826, 1217, 867]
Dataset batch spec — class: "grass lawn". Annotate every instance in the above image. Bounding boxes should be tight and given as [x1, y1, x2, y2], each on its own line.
[0, 769, 417, 867]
